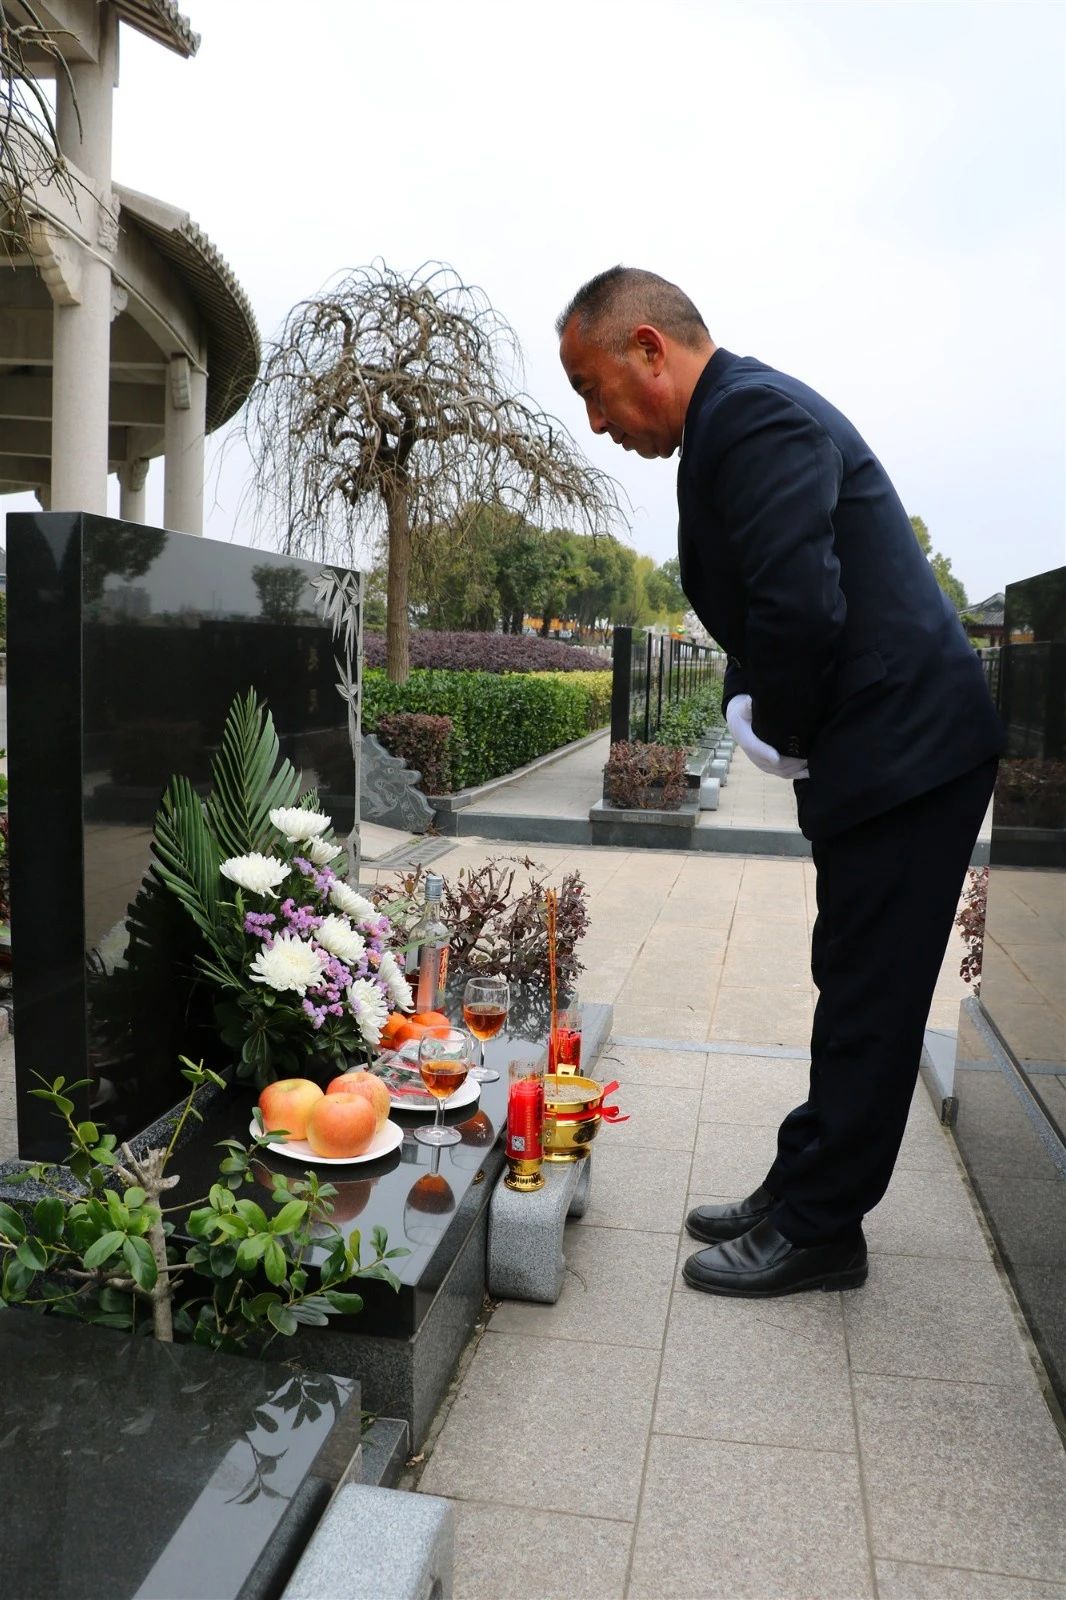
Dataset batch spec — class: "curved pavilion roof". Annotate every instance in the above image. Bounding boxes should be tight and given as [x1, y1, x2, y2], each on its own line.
[115, 185, 261, 431]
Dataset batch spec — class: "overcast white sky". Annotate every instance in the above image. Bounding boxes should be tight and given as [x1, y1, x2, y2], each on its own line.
[5, 0, 1065, 603]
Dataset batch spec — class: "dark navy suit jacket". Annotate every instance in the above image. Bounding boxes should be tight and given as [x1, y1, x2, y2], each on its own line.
[676, 349, 1003, 841]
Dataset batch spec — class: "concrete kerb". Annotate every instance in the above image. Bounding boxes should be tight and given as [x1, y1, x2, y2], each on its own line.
[428, 726, 609, 832]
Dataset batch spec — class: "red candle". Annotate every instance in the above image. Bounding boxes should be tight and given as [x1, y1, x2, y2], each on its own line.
[507, 1075, 544, 1162]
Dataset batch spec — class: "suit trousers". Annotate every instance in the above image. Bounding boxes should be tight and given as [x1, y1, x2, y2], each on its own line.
[764, 756, 998, 1245]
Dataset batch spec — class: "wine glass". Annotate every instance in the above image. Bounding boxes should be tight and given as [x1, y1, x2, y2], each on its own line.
[414, 1028, 473, 1147]
[462, 975, 509, 1083]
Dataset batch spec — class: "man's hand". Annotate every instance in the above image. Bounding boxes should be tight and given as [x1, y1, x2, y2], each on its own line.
[726, 694, 809, 780]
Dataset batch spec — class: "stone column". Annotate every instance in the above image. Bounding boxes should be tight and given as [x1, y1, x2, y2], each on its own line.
[163, 356, 206, 535]
[49, 5, 118, 515]
[118, 458, 150, 523]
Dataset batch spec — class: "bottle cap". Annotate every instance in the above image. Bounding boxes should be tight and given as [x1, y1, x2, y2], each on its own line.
[425, 874, 443, 902]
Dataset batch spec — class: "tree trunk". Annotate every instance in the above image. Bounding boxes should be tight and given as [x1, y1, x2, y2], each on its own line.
[383, 476, 412, 684]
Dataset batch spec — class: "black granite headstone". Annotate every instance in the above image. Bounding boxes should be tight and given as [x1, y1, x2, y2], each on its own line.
[0, 1309, 360, 1600]
[6, 512, 363, 1159]
[950, 565, 1066, 1402]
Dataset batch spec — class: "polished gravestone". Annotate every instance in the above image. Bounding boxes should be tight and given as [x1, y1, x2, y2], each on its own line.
[6, 512, 363, 1159]
[949, 565, 1066, 1404]
[0, 1309, 361, 1600]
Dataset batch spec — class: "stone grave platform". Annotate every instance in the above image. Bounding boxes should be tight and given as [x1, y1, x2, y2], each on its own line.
[160, 999, 613, 1451]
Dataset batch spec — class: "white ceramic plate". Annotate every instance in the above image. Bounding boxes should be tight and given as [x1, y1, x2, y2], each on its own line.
[249, 1116, 405, 1166]
[386, 1076, 481, 1114]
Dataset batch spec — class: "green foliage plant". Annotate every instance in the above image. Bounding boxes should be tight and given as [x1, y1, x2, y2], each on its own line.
[655, 684, 725, 750]
[0, 1061, 405, 1350]
[362, 669, 612, 788]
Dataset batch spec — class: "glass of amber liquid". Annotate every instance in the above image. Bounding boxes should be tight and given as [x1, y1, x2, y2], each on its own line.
[462, 976, 509, 1083]
[415, 1029, 473, 1147]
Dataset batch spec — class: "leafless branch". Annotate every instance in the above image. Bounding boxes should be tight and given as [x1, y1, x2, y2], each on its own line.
[0, 0, 80, 257]
[240, 260, 628, 679]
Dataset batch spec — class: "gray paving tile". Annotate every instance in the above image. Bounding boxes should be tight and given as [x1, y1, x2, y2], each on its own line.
[688, 1121, 778, 1197]
[419, 1331, 657, 1520]
[611, 1004, 712, 1044]
[699, 1055, 809, 1126]
[599, 1042, 708, 1090]
[573, 1146, 693, 1234]
[855, 1372, 1066, 1579]
[490, 1225, 676, 1348]
[628, 1433, 874, 1599]
[876, 1562, 1066, 1599]
[895, 1102, 961, 1172]
[844, 1253, 1038, 1389]
[655, 1286, 855, 1450]
[866, 1168, 990, 1260]
[451, 1502, 629, 1600]
[586, 1080, 701, 1152]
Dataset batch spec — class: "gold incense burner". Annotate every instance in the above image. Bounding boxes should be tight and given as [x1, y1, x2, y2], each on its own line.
[542, 1071, 604, 1163]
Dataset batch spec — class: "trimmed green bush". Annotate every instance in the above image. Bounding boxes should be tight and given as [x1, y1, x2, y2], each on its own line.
[655, 684, 725, 749]
[362, 669, 612, 789]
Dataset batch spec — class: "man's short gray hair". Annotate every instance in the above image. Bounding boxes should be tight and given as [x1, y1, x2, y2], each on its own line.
[556, 266, 710, 354]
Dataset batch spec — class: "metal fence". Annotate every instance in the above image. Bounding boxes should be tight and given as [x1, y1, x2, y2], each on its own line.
[610, 626, 724, 745]
[977, 647, 1001, 710]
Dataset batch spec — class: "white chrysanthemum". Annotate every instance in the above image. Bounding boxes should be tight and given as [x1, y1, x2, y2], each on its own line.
[96, 919, 130, 975]
[269, 806, 331, 842]
[220, 853, 289, 897]
[346, 978, 390, 1047]
[377, 949, 414, 1012]
[306, 837, 343, 865]
[329, 881, 377, 922]
[249, 931, 326, 994]
[315, 914, 366, 965]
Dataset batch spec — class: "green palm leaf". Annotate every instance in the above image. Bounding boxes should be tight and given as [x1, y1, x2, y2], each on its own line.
[152, 776, 223, 945]
[206, 690, 301, 859]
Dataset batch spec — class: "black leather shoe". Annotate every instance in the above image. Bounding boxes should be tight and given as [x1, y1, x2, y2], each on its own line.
[685, 1185, 775, 1244]
[682, 1216, 868, 1298]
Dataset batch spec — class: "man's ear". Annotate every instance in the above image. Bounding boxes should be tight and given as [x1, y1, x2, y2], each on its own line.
[633, 324, 667, 375]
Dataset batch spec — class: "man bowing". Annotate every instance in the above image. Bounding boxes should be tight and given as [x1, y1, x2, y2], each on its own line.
[558, 266, 1002, 1297]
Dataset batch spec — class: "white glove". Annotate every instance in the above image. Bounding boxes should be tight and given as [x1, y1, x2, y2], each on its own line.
[726, 694, 809, 780]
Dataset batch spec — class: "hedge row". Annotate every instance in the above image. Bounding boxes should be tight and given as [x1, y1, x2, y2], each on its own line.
[363, 669, 613, 790]
[363, 630, 605, 673]
[655, 683, 725, 749]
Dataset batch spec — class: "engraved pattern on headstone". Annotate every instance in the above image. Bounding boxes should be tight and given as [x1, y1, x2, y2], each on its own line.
[360, 734, 435, 833]
[311, 567, 365, 877]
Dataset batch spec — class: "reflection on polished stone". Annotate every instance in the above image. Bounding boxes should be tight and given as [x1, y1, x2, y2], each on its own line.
[952, 564, 1066, 1405]
[0, 1308, 358, 1600]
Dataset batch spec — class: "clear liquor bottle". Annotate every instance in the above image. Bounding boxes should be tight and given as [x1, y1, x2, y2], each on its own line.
[407, 874, 451, 1012]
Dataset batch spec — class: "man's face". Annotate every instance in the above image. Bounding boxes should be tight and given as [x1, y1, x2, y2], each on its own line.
[559, 319, 678, 459]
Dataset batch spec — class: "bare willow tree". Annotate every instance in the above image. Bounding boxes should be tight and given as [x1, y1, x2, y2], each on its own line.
[0, 1, 80, 257]
[242, 261, 626, 682]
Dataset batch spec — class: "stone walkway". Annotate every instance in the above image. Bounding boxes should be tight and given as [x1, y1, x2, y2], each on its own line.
[383, 839, 1066, 1600]
[457, 730, 993, 849]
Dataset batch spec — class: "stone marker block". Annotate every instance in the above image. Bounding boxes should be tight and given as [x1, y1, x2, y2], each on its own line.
[361, 733, 435, 833]
[709, 757, 729, 786]
[699, 778, 721, 810]
[487, 1155, 593, 1303]
[281, 1482, 453, 1600]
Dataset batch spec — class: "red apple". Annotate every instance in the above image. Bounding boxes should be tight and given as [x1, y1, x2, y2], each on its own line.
[306, 1094, 377, 1159]
[258, 1078, 324, 1140]
[326, 1070, 391, 1130]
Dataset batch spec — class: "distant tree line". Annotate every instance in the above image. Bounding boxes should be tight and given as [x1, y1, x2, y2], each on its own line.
[360, 504, 686, 642]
